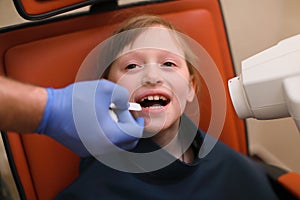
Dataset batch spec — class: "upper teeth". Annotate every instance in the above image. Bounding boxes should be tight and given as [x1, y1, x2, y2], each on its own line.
[141, 95, 167, 101]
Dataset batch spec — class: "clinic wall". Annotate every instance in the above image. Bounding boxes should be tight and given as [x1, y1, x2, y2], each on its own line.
[220, 0, 300, 173]
[1, 0, 300, 173]
[0, 0, 27, 27]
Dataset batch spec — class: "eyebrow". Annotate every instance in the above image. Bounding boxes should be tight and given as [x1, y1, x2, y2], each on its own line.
[118, 49, 185, 60]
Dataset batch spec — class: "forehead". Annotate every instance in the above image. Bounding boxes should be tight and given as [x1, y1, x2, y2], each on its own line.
[119, 26, 185, 58]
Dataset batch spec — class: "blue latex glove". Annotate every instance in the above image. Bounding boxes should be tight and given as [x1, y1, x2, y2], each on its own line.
[36, 80, 144, 157]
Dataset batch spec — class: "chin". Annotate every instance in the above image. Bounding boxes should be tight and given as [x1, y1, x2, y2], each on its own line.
[143, 121, 166, 136]
[143, 117, 177, 136]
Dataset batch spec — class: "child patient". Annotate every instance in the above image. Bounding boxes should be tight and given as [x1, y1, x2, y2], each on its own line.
[56, 15, 278, 199]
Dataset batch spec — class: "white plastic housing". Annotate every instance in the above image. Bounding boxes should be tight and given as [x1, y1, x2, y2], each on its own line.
[283, 75, 300, 131]
[228, 34, 300, 131]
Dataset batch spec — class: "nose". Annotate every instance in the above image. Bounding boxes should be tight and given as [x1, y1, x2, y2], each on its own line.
[141, 64, 163, 86]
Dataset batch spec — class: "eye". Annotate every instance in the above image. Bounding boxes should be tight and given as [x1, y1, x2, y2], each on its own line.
[125, 63, 138, 70]
[162, 61, 176, 67]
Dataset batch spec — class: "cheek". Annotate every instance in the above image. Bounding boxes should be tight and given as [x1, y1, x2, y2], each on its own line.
[166, 73, 192, 110]
[108, 73, 140, 99]
[165, 71, 191, 96]
[174, 84, 190, 110]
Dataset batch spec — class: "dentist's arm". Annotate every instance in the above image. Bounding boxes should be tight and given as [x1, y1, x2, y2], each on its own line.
[0, 76, 46, 133]
[0, 77, 144, 157]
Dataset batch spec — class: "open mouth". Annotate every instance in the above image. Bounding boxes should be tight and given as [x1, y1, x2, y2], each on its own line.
[137, 95, 170, 109]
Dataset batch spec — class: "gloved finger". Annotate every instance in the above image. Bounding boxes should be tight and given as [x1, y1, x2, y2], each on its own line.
[95, 80, 117, 109]
[115, 109, 144, 138]
[135, 117, 144, 127]
[96, 79, 130, 111]
[93, 80, 124, 117]
[110, 84, 130, 110]
[115, 109, 137, 123]
[117, 110, 144, 128]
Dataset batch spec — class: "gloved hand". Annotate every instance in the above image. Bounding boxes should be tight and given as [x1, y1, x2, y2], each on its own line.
[36, 80, 144, 157]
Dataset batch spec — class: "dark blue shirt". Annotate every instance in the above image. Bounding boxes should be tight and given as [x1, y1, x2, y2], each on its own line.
[55, 115, 278, 200]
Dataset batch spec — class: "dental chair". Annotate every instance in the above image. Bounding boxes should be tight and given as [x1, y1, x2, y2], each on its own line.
[0, 0, 299, 199]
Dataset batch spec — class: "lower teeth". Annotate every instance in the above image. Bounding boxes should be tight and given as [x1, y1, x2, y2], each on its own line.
[149, 105, 163, 109]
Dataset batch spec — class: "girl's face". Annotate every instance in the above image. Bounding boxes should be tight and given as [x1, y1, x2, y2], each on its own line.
[107, 26, 195, 135]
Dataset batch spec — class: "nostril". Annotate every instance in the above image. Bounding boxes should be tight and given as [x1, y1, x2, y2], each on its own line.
[142, 79, 163, 85]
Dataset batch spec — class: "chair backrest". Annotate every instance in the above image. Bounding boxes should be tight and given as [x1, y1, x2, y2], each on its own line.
[0, 0, 247, 199]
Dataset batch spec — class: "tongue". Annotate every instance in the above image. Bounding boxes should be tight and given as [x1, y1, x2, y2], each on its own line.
[141, 100, 162, 108]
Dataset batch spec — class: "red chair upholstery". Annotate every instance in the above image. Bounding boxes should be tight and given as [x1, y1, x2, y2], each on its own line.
[0, 0, 247, 199]
[278, 172, 300, 198]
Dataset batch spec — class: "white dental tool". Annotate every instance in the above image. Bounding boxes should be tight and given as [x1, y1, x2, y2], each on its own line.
[110, 102, 142, 111]
[109, 102, 142, 122]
